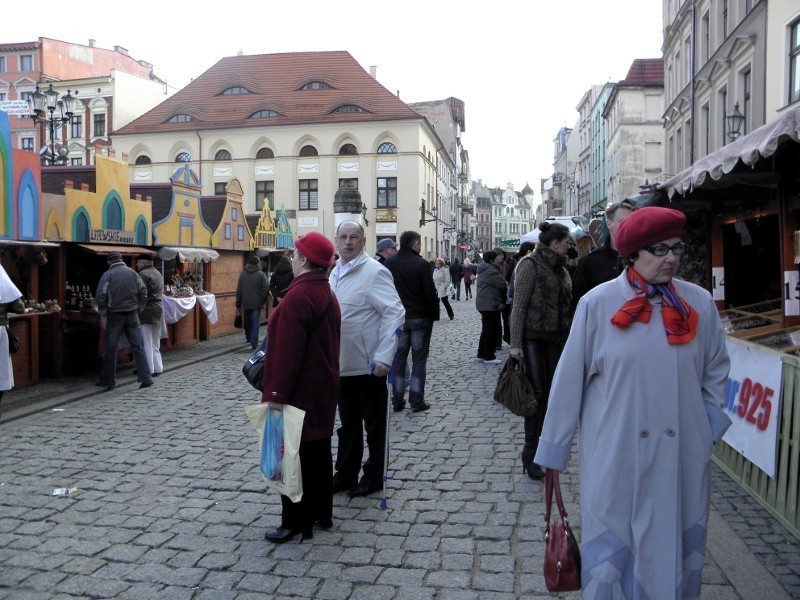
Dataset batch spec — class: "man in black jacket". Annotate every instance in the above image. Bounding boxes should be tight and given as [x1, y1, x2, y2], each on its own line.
[384, 230, 439, 413]
[572, 200, 637, 310]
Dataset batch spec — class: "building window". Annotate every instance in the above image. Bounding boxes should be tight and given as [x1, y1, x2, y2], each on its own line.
[20, 91, 32, 103]
[221, 86, 251, 95]
[299, 145, 318, 157]
[256, 147, 274, 159]
[250, 110, 280, 119]
[238, 225, 245, 241]
[214, 182, 227, 195]
[256, 180, 274, 211]
[176, 152, 192, 162]
[0, 57, 5, 73]
[225, 223, 232, 239]
[299, 179, 318, 210]
[71, 157, 83, 166]
[339, 178, 358, 190]
[21, 137, 34, 151]
[0, 93, 6, 101]
[743, 69, 751, 135]
[166, 114, 194, 123]
[301, 81, 331, 90]
[19, 55, 33, 71]
[214, 149, 231, 160]
[93, 113, 106, 137]
[71, 115, 82, 139]
[377, 142, 397, 154]
[332, 105, 366, 114]
[377, 177, 397, 208]
[722, 0, 728, 39]
[790, 19, 800, 104]
[339, 143, 358, 155]
[135, 155, 152, 165]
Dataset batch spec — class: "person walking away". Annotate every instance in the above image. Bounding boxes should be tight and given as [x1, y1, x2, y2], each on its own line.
[236, 256, 269, 350]
[268, 253, 294, 309]
[261, 232, 341, 543]
[95, 251, 152, 390]
[136, 254, 164, 377]
[474, 250, 507, 365]
[508, 223, 572, 480]
[493, 248, 510, 347]
[462, 258, 475, 300]
[433, 258, 454, 320]
[0, 264, 25, 417]
[449, 259, 463, 300]
[330, 221, 405, 498]
[534, 207, 731, 597]
[374, 238, 398, 265]
[571, 199, 637, 311]
[384, 230, 439, 413]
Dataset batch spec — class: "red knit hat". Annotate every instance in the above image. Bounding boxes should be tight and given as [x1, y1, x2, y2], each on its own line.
[615, 206, 686, 258]
[294, 232, 335, 268]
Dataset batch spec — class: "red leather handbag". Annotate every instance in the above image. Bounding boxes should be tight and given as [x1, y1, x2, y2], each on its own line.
[543, 469, 582, 592]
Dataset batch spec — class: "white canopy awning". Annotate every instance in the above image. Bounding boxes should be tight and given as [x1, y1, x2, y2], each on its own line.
[157, 246, 219, 263]
[661, 107, 800, 197]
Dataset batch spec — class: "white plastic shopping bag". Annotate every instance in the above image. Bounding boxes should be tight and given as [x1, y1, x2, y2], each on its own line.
[245, 402, 305, 503]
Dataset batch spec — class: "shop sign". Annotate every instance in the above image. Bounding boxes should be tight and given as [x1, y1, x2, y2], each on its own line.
[376, 223, 397, 235]
[784, 270, 800, 316]
[89, 228, 135, 244]
[0, 100, 30, 116]
[721, 338, 783, 478]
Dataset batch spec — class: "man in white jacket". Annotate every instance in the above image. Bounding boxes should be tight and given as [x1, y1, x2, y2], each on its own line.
[329, 221, 405, 498]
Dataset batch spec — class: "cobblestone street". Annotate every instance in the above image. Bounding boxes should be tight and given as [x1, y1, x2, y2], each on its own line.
[0, 298, 798, 599]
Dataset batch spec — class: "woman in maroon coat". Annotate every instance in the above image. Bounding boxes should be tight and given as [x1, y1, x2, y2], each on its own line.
[261, 232, 341, 543]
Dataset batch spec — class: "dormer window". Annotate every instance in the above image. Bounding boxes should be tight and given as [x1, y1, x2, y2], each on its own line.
[221, 86, 251, 95]
[166, 114, 194, 123]
[250, 110, 281, 118]
[301, 81, 331, 90]
[332, 105, 367, 114]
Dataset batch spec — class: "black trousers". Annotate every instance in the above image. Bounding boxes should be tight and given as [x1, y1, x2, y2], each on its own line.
[521, 339, 564, 463]
[477, 310, 501, 360]
[335, 374, 388, 487]
[280, 437, 332, 531]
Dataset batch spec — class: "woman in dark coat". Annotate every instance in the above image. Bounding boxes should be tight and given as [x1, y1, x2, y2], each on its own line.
[509, 222, 572, 479]
[268, 253, 294, 309]
[474, 250, 507, 364]
[261, 232, 341, 543]
[462, 258, 475, 300]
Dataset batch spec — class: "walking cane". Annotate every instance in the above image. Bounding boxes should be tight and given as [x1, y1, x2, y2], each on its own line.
[379, 328, 402, 510]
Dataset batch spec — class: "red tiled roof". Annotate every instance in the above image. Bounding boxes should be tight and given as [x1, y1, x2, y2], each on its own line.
[621, 58, 664, 86]
[115, 51, 422, 135]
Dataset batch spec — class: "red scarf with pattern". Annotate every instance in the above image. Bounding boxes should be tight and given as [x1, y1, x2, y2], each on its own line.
[610, 268, 698, 345]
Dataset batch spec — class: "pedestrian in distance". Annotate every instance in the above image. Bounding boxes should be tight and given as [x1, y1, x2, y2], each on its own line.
[508, 222, 572, 480]
[329, 221, 405, 498]
[433, 258, 454, 320]
[0, 263, 25, 417]
[534, 207, 731, 597]
[462, 257, 475, 300]
[384, 230, 440, 413]
[492, 247, 511, 347]
[449, 258, 463, 300]
[571, 199, 637, 311]
[135, 254, 164, 377]
[474, 250, 506, 364]
[94, 251, 152, 390]
[235, 256, 269, 350]
[374, 238, 398, 265]
[261, 232, 341, 544]
[267, 252, 294, 309]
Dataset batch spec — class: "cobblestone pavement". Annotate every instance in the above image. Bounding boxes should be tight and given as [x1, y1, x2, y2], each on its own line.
[0, 298, 798, 599]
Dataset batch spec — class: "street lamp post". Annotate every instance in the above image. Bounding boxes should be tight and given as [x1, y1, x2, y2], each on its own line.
[27, 84, 77, 166]
[725, 102, 745, 142]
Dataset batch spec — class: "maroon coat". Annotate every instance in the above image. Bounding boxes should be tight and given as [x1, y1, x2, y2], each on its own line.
[261, 270, 341, 441]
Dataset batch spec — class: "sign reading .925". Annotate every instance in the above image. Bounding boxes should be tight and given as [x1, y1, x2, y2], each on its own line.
[723, 377, 773, 431]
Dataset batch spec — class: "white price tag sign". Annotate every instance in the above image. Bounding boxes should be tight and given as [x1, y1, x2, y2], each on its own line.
[784, 270, 800, 316]
[712, 267, 725, 301]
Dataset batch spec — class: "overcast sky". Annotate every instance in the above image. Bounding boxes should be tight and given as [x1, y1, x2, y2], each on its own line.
[7, 0, 663, 208]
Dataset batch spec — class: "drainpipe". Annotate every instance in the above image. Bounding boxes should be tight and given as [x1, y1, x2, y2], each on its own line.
[689, 0, 696, 165]
[195, 130, 203, 188]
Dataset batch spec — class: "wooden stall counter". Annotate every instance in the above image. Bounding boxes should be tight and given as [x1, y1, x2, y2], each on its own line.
[9, 311, 59, 389]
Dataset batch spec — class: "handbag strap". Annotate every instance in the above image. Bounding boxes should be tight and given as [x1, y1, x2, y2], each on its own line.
[544, 469, 569, 524]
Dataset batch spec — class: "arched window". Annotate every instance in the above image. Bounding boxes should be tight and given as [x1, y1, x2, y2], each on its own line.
[338, 143, 358, 155]
[73, 211, 89, 243]
[214, 149, 232, 161]
[332, 105, 366, 114]
[299, 145, 318, 157]
[221, 86, 251, 95]
[175, 152, 192, 162]
[167, 114, 194, 123]
[105, 197, 123, 230]
[301, 81, 331, 90]
[250, 110, 280, 118]
[377, 142, 397, 154]
[256, 147, 275, 159]
[135, 155, 152, 165]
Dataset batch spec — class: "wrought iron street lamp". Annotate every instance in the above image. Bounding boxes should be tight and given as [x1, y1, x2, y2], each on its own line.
[419, 200, 438, 228]
[27, 84, 77, 165]
[726, 102, 745, 142]
[443, 217, 458, 235]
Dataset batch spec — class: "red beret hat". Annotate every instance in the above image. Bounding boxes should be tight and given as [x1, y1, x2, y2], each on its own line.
[615, 206, 686, 258]
[294, 232, 335, 268]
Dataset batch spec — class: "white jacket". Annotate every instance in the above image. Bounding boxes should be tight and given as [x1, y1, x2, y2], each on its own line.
[433, 266, 451, 298]
[329, 252, 405, 377]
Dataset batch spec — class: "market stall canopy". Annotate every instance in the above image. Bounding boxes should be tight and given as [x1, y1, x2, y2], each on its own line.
[661, 107, 800, 197]
[157, 246, 219, 263]
[0, 240, 60, 248]
[77, 244, 155, 256]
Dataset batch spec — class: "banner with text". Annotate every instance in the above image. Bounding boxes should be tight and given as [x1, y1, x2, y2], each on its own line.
[721, 338, 783, 478]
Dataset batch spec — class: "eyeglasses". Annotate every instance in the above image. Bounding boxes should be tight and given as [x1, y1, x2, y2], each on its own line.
[642, 242, 688, 257]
